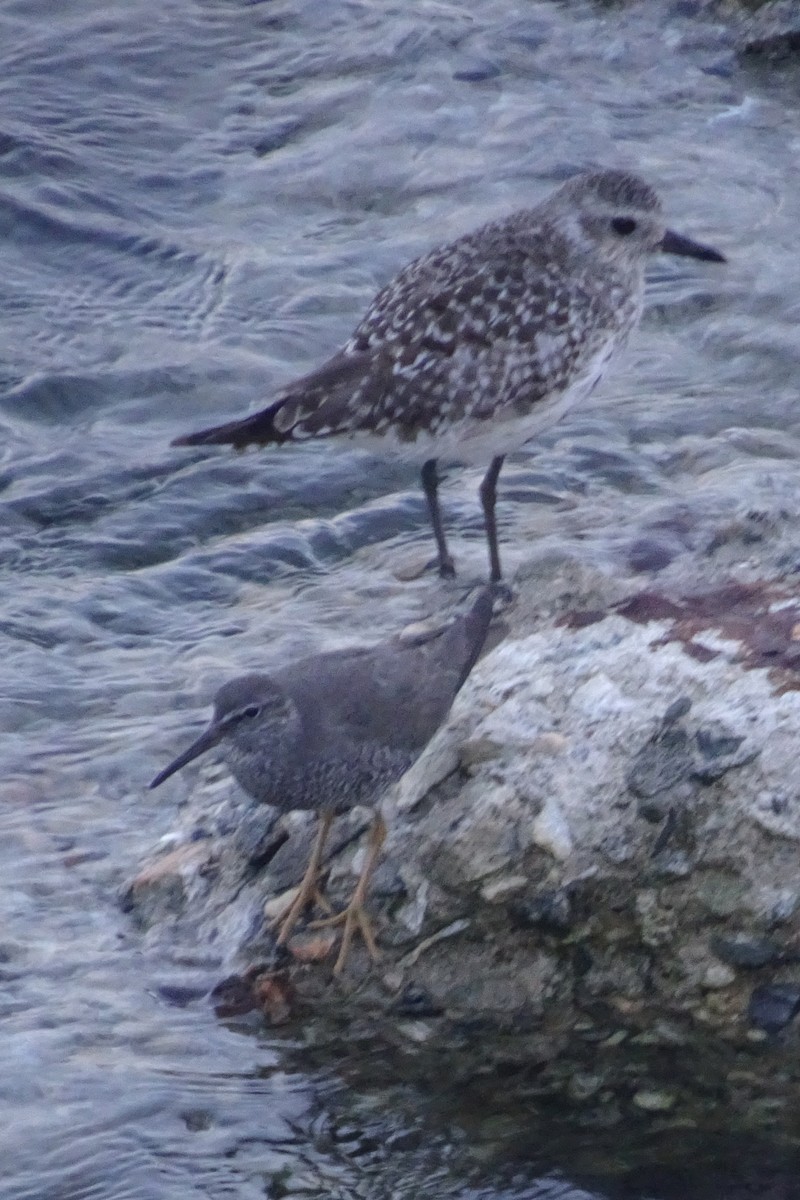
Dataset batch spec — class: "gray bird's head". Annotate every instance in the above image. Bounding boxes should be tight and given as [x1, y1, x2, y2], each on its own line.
[149, 673, 298, 789]
[549, 168, 725, 268]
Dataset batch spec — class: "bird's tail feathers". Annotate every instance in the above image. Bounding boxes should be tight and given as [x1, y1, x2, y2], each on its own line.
[172, 351, 378, 449]
[171, 398, 289, 449]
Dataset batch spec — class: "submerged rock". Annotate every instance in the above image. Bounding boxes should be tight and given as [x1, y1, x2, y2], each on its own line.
[734, 0, 800, 59]
[748, 983, 800, 1034]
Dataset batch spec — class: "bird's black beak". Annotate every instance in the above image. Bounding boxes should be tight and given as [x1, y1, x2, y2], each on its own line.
[660, 229, 726, 263]
[149, 722, 223, 788]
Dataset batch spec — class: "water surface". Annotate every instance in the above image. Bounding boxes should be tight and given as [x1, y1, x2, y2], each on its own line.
[2, 0, 799, 1195]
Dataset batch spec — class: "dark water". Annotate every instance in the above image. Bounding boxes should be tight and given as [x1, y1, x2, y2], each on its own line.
[2, 0, 800, 1196]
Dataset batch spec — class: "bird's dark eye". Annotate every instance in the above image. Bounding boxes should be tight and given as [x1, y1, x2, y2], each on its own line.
[611, 217, 637, 237]
[242, 704, 261, 719]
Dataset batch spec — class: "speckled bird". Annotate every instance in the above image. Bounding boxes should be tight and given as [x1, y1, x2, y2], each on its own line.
[174, 169, 725, 583]
[149, 587, 494, 975]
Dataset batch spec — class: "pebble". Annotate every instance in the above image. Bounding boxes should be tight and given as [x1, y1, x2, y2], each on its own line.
[263, 886, 301, 922]
[702, 963, 736, 990]
[693, 872, 748, 919]
[394, 984, 443, 1018]
[397, 918, 470, 968]
[252, 973, 294, 1024]
[121, 843, 211, 917]
[508, 889, 572, 933]
[397, 1019, 434, 1044]
[531, 796, 573, 860]
[287, 930, 338, 963]
[156, 981, 210, 1007]
[381, 969, 405, 993]
[710, 933, 781, 969]
[632, 1089, 677, 1112]
[748, 983, 800, 1033]
[480, 874, 528, 903]
[567, 1071, 604, 1101]
[627, 721, 692, 799]
[391, 554, 432, 582]
[530, 732, 569, 755]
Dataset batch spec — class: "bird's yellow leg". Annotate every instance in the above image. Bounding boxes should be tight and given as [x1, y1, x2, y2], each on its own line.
[310, 815, 387, 974]
[271, 811, 334, 945]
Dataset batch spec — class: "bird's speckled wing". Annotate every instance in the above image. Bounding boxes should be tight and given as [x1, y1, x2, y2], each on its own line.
[272, 220, 623, 443]
[174, 213, 632, 451]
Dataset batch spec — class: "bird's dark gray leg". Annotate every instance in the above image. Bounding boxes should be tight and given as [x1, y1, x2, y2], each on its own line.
[479, 455, 505, 584]
[420, 458, 456, 578]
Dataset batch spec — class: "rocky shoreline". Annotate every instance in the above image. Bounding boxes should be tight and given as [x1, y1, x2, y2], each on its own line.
[124, 515, 800, 1137]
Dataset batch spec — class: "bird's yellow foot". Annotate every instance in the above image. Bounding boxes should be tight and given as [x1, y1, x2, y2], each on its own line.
[309, 814, 387, 975]
[310, 901, 380, 975]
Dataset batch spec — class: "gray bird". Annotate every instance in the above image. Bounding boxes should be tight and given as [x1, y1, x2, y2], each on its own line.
[150, 587, 494, 974]
[172, 168, 725, 583]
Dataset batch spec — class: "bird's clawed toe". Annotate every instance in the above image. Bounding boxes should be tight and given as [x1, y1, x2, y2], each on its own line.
[271, 882, 332, 946]
[309, 902, 381, 975]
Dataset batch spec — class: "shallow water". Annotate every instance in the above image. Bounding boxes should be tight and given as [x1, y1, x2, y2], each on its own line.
[2, 0, 800, 1195]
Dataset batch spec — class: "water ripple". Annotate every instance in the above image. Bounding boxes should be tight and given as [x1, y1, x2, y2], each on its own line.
[0, 0, 796, 1195]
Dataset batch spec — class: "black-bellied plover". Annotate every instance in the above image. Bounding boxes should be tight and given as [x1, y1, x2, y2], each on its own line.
[149, 587, 493, 974]
[174, 169, 725, 583]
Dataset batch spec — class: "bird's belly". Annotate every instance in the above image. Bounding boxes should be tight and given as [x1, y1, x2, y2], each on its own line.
[346, 338, 620, 466]
[230, 746, 415, 817]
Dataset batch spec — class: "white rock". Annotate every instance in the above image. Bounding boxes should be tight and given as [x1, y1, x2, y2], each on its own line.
[481, 874, 529, 903]
[702, 964, 736, 990]
[530, 795, 574, 860]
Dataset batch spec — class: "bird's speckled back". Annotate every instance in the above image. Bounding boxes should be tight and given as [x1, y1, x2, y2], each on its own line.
[258, 169, 661, 457]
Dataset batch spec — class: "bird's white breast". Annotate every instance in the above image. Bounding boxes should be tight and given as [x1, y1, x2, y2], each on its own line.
[347, 330, 627, 466]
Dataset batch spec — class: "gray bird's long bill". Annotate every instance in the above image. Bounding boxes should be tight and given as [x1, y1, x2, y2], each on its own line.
[660, 229, 725, 263]
[150, 723, 221, 788]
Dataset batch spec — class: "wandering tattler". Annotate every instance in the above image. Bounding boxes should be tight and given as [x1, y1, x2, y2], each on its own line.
[150, 587, 494, 974]
[172, 168, 724, 583]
